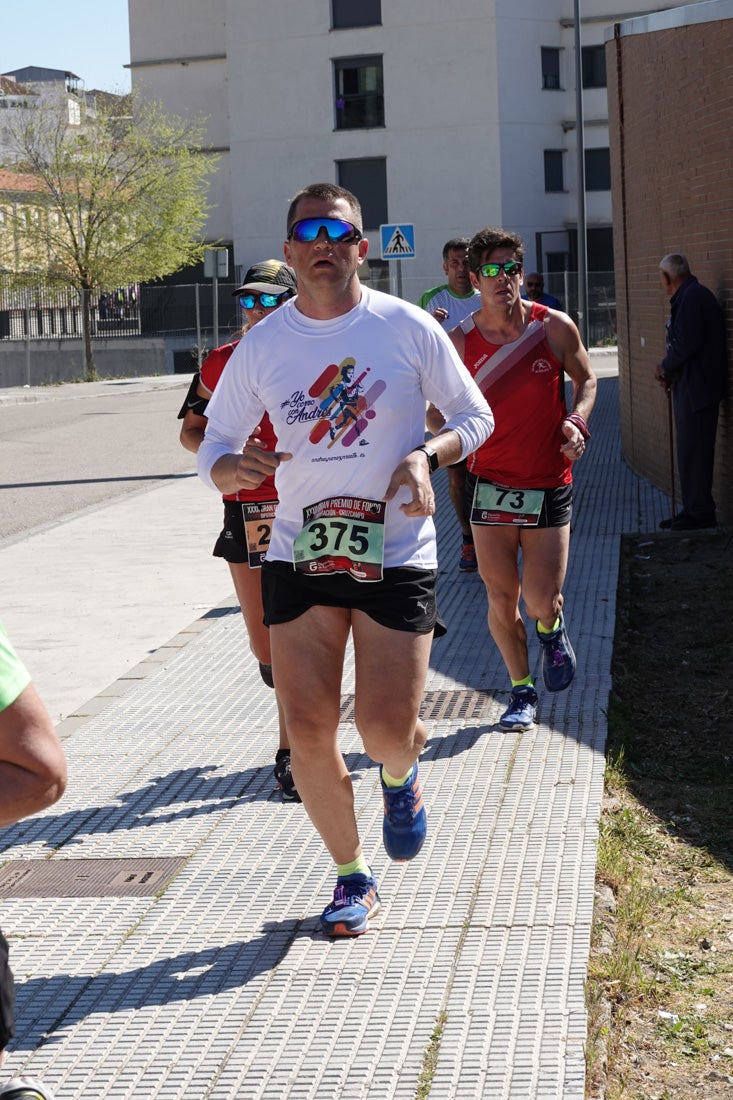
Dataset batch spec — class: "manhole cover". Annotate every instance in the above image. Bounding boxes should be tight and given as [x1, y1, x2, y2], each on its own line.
[0, 857, 187, 898]
[340, 688, 491, 723]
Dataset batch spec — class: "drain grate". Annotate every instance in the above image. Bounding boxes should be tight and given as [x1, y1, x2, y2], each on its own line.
[0, 857, 187, 898]
[339, 688, 492, 723]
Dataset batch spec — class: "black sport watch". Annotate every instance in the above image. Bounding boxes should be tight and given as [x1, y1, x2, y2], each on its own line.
[414, 444, 440, 474]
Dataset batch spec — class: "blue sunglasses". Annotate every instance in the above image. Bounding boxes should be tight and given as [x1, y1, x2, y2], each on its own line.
[287, 217, 363, 243]
[239, 291, 289, 310]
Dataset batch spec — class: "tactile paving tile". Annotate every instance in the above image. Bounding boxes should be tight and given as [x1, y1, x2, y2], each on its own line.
[1, 376, 672, 1098]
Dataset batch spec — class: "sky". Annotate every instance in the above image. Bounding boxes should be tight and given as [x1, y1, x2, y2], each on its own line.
[1, 0, 132, 93]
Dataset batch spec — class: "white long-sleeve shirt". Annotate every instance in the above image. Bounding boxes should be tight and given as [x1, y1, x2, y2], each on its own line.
[198, 286, 493, 570]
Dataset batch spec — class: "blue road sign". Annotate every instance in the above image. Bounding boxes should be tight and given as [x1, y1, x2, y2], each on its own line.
[380, 223, 415, 260]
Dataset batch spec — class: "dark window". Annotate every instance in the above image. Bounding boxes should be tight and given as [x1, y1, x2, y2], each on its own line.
[336, 158, 387, 229]
[332, 0, 381, 28]
[546, 251, 569, 274]
[334, 56, 384, 130]
[582, 45, 607, 88]
[585, 148, 611, 191]
[541, 47, 561, 90]
[587, 227, 614, 272]
[544, 150, 565, 193]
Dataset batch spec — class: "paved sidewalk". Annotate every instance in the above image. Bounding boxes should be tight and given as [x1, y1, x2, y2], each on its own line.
[0, 374, 187, 406]
[0, 372, 669, 1099]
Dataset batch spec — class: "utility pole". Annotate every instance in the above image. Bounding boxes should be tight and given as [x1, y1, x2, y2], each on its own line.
[574, 0, 589, 347]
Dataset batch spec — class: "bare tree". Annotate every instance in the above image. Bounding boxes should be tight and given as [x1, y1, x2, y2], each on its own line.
[1, 91, 217, 379]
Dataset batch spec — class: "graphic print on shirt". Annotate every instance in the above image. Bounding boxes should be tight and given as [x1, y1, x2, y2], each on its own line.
[307, 357, 387, 448]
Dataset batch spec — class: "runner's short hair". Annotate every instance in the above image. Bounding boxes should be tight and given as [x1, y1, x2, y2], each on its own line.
[468, 227, 525, 273]
[442, 237, 470, 262]
[286, 183, 363, 234]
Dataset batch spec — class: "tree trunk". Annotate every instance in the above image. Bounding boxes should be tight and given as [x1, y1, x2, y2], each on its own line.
[82, 287, 98, 382]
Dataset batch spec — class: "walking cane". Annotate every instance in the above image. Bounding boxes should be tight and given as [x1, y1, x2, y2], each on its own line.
[666, 386, 676, 519]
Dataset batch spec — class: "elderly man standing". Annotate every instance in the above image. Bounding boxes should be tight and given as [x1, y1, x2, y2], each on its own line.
[198, 183, 493, 936]
[654, 254, 727, 531]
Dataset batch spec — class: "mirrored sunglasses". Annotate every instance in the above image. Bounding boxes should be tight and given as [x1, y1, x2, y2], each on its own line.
[287, 217, 363, 244]
[239, 291, 288, 310]
[479, 261, 523, 279]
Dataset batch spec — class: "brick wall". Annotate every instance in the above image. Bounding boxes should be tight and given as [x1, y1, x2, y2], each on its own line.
[607, 17, 733, 522]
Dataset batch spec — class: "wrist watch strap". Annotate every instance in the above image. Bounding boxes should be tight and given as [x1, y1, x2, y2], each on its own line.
[414, 444, 440, 474]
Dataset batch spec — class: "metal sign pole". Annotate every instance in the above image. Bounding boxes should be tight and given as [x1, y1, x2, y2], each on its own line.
[195, 284, 202, 368]
[380, 224, 415, 298]
[204, 248, 229, 353]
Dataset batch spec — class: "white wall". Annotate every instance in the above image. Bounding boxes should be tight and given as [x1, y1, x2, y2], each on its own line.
[129, 0, 232, 245]
[127, 0, 711, 296]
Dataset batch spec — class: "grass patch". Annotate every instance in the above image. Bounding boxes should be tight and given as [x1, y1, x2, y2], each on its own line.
[415, 1011, 448, 1099]
[585, 531, 733, 1100]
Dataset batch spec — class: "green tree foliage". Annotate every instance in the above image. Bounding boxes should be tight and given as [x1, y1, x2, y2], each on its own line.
[2, 91, 217, 379]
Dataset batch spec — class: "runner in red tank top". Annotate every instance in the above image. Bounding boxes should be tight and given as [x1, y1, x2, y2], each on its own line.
[428, 227, 597, 732]
[178, 259, 300, 799]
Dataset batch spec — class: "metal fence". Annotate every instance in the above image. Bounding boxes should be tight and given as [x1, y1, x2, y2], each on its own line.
[0, 272, 617, 347]
[0, 281, 244, 344]
[544, 270, 617, 347]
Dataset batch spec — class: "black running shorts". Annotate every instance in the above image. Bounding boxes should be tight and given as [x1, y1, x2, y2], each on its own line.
[212, 499, 252, 565]
[261, 560, 446, 637]
[464, 473, 573, 529]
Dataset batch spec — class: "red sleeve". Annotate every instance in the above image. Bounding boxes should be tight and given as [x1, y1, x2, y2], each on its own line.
[199, 341, 239, 394]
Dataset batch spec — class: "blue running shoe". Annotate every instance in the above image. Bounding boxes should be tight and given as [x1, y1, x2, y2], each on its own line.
[536, 611, 576, 692]
[319, 871, 380, 936]
[0, 1077, 57, 1100]
[499, 685, 538, 731]
[381, 763, 427, 861]
[458, 540, 477, 572]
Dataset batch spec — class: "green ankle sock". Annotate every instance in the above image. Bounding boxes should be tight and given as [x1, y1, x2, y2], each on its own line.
[537, 616, 561, 635]
[511, 675, 534, 689]
[381, 766, 413, 788]
[337, 855, 370, 878]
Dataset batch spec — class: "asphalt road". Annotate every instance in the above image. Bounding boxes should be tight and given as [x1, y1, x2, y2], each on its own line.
[0, 376, 197, 544]
[0, 375, 241, 723]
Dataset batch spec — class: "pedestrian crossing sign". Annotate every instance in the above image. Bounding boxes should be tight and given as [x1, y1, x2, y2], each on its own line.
[380, 223, 415, 260]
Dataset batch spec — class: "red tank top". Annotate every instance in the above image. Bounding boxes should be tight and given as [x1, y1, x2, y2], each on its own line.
[461, 304, 572, 488]
[200, 341, 278, 503]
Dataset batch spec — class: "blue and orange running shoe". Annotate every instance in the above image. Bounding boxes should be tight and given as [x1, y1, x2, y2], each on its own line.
[319, 871, 381, 936]
[458, 540, 477, 572]
[381, 763, 427, 861]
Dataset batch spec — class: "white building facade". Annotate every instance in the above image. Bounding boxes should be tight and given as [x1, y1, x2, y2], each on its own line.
[127, 0, 704, 304]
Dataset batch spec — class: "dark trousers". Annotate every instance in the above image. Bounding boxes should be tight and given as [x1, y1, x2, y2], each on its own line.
[673, 392, 720, 519]
[0, 927, 15, 1051]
